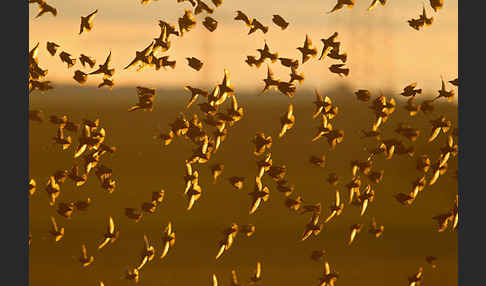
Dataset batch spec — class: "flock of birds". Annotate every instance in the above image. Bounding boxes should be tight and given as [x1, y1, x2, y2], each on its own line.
[29, 0, 456, 285]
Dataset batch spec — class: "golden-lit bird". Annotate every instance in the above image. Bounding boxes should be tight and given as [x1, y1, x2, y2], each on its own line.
[59, 51, 76, 68]
[272, 15, 289, 30]
[312, 90, 334, 118]
[45, 176, 61, 206]
[161, 222, 176, 259]
[35, 1, 57, 18]
[257, 41, 279, 63]
[319, 261, 340, 286]
[98, 77, 114, 89]
[128, 86, 157, 112]
[186, 57, 204, 71]
[449, 78, 458, 87]
[216, 223, 239, 259]
[137, 234, 155, 270]
[79, 9, 98, 35]
[369, 217, 384, 238]
[52, 126, 72, 150]
[211, 163, 224, 183]
[125, 208, 143, 222]
[73, 70, 88, 85]
[98, 216, 120, 249]
[203, 16, 218, 32]
[302, 213, 323, 241]
[404, 97, 421, 116]
[279, 104, 295, 138]
[262, 65, 280, 94]
[319, 32, 339, 61]
[354, 89, 371, 102]
[186, 183, 203, 211]
[234, 10, 253, 27]
[249, 261, 262, 284]
[229, 176, 245, 190]
[184, 86, 208, 108]
[328, 0, 355, 14]
[249, 19, 269, 35]
[141, 0, 160, 5]
[425, 256, 438, 269]
[408, 267, 424, 286]
[240, 224, 256, 237]
[433, 76, 455, 102]
[400, 83, 422, 97]
[248, 177, 270, 215]
[212, 274, 218, 286]
[56, 202, 74, 219]
[329, 64, 349, 77]
[179, 9, 197, 36]
[195, 0, 214, 15]
[125, 267, 140, 283]
[311, 115, 333, 142]
[297, 35, 318, 64]
[90, 51, 115, 77]
[46, 41, 59, 56]
[49, 216, 64, 242]
[427, 115, 451, 142]
[252, 132, 272, 156]
[348, 223, 363, 246]
[368, 0, 386, 11]
[29, 178, 37, 196]
[79, 244, 94, 267]
[289, 67, 305, 85]
[124, 41, 155, 70]
[324, 190, 344, 223]
[79, 54, 96, 68]
[429, 0, 443, 12]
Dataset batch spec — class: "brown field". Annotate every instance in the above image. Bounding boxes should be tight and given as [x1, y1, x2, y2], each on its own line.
[29, 85, 457, 286]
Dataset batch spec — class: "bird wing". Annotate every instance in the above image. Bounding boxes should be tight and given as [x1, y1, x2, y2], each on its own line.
[215, 243, 226, 259]
[324, 261, 331, 275]
[109, 216, 115, 233]
[50, 216, 58, 232]
[368, 0, 379, 10]
[256, 262, 261, 278]
[160, 241, 170, 259]
[81, 244, 88, 259]
[287, 104, 294, 119]
[360, 199, 368, 216]
[349, 229, 357, 245]
[87, 9, 98, 21]
[98, 237, 110, 249]
[187, 195, 197, 211]
[304, 34, 312, 49]
[249, 197, 262, 214]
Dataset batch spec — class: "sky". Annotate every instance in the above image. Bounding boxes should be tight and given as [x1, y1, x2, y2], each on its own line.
[29, 0, 458, 96]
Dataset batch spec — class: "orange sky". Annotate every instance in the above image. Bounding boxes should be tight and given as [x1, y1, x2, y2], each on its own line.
[29, 0, 458, 97]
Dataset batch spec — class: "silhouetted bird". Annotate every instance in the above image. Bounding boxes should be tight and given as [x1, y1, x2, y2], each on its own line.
[187, 57, 204, 71]
[79, 9, 98, 35]
[297, 35, 318, 64]
[203, 16, 218, 32]
[46, 41, 60, 56]
[272, 15, 289, 30]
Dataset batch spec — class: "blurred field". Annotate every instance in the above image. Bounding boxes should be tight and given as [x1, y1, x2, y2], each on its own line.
[29, 85, 457, 286]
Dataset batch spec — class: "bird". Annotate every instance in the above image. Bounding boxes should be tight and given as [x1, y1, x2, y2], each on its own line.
[59, 51, 76, 68]
[90, 51, 115, 77]
[179, 9, 197, 36]
[248, 177, 270, 214]
[408, 18, 425, 31]
[433, 76, 455, 102]
[319, 32, 339, 61]
[427, 116, 451, 142]
[369, 217, 384, 238]
[249, 261, 262, 284]
[279, 104, 295, 137]
[329, 64, 349, 77]
[124, 41, 155, 70]
[211, 163, 224, 183]
[302, 213, 323, 241]
[248, 19, 269, 34]
[311, 115, 332, 142]
[425, 256, 438, 269]
[73, 70, 88, 85]
[449, 78, 458, 87]
[408, 267, 424, 286]
[348, 223, 363, 246]
[262, 65, 280, 94]
[35, 1, 57, 18]
[257, 41, 279, 63]
[125, 208, 143, 222]
[137, 234, 155, 270]
[400, 83, 422, 97]
[328, 45, 347, 63]
[29, 178, 37, 196]
[394, 192, 416, 206]
[98, 77, 114, 89]
[368, 0, 386, 11]
[328, 0, 355, 14]
[246, 56, 263, 68]
[419, 5, 434, 26]
[319, 261, 339, 286]
[278, 57, 299, 69]
[234, 11, 253, 27]
[312, 90, 334, 118]
[79, 244, 94, 267]
[125, 267, 140, 283]
[297, 35, 318, 64]
[79, 9, 98, 35]
[429, 0, 443, 12]
[216, 223, 239, 259]
[46, 41, 60, 56]
[272, 15, 289, 30]
[324, 190, 344, 223]
[79, 54, 96, 68]
[289, 67, 305, 85]
[98, 216, 119, 249]
[161, 222, 176, 259]
[195, 0, 214, 15]
[128, 86, 157, 112]
[228, 176, 245, 190]
[186, 57, 204, 71]
[186, 183, 203, 211]
[252, 133, 272, 156]
[49, 216, 64, 242]
[240, 224, 256, 237]
[203, 16, 218, 32]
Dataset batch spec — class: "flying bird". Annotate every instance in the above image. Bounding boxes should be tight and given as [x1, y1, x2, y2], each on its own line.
[98, 216, 120, 249]
[272, 15, 289, 30]
[46, 41, 60, 56]
[186, 57, 204, 71]
[79, 9, 98, 35]
[297, 35, 318, 64]
[328, 0, 355, 14]
[368, 0, 387, 11]
[79, 244, 94, 267]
